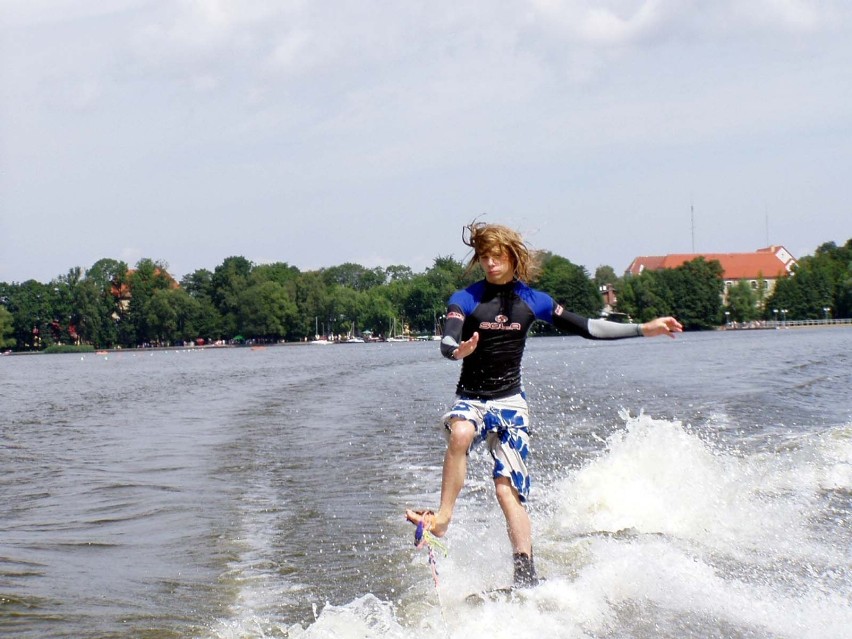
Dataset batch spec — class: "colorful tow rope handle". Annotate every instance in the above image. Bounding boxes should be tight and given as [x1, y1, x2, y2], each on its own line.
[414, 521, 448, 555]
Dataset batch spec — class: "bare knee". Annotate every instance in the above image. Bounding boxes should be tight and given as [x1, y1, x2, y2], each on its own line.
[446, 418, 475, 451]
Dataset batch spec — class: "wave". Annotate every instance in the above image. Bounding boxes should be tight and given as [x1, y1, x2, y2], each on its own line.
[206, 414, 852, 639]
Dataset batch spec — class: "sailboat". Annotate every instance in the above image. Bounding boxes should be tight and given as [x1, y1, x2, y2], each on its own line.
[387, 317, 408, 342]
[342, 321, 365, 343]
[310, 317, 332, 345]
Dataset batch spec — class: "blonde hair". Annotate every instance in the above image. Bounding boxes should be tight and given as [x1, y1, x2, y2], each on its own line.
[462, 221, 541, 282]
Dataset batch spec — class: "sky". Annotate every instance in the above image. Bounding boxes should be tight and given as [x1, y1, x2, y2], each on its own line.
[2, 0, 851, 284]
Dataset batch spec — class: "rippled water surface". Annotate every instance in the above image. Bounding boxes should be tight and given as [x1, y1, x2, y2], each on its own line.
[2, 328, 851, 638]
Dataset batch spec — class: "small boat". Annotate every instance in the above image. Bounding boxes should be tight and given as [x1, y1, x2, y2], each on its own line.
[310, 316, 333, 344]
[341, 321, 365, 343]
[387, 317, 409, 342]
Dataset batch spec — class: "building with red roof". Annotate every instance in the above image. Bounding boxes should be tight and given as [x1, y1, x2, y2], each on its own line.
[626, 246, 797, 304]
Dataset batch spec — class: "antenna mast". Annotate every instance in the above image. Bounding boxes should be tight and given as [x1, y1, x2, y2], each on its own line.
[765, 207, 770, 246]
[691, 202, 695, 252]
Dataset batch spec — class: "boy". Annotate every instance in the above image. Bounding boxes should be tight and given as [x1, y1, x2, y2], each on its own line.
[406, 222, 682, 586]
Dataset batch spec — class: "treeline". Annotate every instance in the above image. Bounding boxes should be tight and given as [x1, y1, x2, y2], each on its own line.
[0, 253, 600, 350]
[1, 239, 849, 351]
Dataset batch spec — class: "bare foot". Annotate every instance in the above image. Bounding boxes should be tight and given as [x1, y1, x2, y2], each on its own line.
[405, 509, 450, 537]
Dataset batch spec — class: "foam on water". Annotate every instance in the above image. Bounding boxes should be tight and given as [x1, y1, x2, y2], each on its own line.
[547, 411, 820, 554]
[535, 412, 852, 638]
[206, 413, 852, 639]
[206, 486, 305, 639]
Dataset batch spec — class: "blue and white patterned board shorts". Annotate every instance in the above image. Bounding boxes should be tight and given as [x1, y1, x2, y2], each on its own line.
[441, 393, 532, 502]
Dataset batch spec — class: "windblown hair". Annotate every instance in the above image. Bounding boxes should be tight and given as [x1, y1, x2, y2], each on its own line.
[462, 221, 542, 283]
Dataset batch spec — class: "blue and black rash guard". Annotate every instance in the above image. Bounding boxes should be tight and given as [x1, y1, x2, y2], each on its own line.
[440, 279, 643, 399]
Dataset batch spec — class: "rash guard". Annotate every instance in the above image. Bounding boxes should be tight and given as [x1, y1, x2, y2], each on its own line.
[440, 279, 643, 399]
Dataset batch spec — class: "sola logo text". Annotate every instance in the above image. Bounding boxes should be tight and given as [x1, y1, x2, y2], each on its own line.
[479, 314, 521, 331]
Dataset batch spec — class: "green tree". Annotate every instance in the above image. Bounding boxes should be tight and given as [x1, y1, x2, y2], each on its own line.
[376, 278, 411, 334]
[72, 278, 114, 347]
[535, 253, 602, 318]
[766, 274, 804, 319]
[402, 277, 441, 334]
[726, 280, 758, 323]
[146, 288, 179, 344]
[6, 280, 53, 349]
[620, 257, 722, 328]
[323, 263, 385, 291]
[392, 256, 466, 334]
[665, 257, 724, 329]
[193, 297, 223, 342]
[81, 258, 128, 347]
[594, 265, 619, 288]
[181, 268, 214, 299]
[361, 267, 387, 290]
[360, 289, 397, 337]
[385, 265, 414, 282]
[46, 268, 87, 345]
[328, 285, 363, 337]
[0, 306, 15, 348]
[618, 271, 672, 322]
[180, 269, 222, 342]
[252, 262, 301, 288]
[427, 256, 467, 288]
[237, 281, 298, 340]
[294, 270, 332, 339]
[807, 240, 851, 318]
[122, 259, 177, 345]
[837, 250, 852, 319]
[86, 258, 128, 290]
[211, 256, 253, 338]
[765, 239, 852, 320]
[94, 260, 129, 312]
[767, 261, 833, 320]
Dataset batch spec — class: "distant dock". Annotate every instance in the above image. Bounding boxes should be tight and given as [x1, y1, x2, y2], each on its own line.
[722, 318, 851, 330]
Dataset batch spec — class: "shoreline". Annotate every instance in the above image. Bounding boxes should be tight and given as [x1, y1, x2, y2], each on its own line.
[5, 321, 852, 356]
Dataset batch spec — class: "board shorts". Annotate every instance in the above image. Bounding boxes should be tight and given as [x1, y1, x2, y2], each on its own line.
[441, 393, 532, 502]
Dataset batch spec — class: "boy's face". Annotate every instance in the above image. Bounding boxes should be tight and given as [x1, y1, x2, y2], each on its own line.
[478, 248, 513, 285]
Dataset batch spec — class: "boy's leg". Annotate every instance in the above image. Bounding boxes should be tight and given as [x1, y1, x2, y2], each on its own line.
[406, 417, 475, 537]
[494, 477, 531, 555]
[495, 478, 538, 586]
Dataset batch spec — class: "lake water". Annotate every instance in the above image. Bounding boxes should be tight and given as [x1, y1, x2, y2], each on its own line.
[1, 328, 851, 638]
